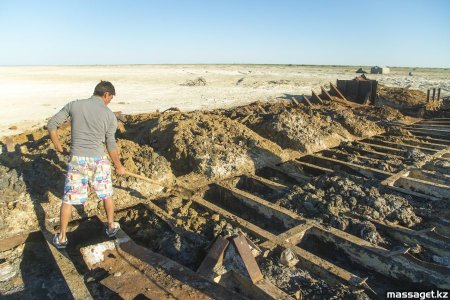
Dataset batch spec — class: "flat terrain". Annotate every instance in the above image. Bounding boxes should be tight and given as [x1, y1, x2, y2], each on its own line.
[1, 64, 449, 137]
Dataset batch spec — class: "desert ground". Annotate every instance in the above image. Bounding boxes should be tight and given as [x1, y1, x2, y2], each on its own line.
[1, 64, 449, 137]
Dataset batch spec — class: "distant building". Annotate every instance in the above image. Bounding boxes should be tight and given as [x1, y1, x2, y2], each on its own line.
[370, 66, 390, 74]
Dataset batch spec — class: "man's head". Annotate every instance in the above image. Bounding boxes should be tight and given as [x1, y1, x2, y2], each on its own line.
[94, 81, 115, 105]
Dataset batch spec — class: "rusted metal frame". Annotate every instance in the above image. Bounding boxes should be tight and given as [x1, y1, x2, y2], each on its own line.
[409, 129, 450, 139]
[218, 181, 449, 285]
[306, 154, 393, 180]
[394, 176, 450, 199]
[310, 90, 323, 104]
[321, 148, 390, 166]
[42, 230, 93, 300]
[229, 271, 293, 300]
[368, 137, 439, 153]
[301, 94, 314, 107]
[243, 173, 289, 192]
[217, 183, 302, 228]
[408, 169, 450, 186]
[212, 181, 450, 288]
[405, 125, 450, 134]
[409, 123, 450, 129]
[270, 163, 311, 183]
[368, 219, 450, 258]
[113, 231, 245, 300]
[289, 159, 333, 174]
[384, 185, 441, 201]
[320, 86, 333, 101]
[191, 196, 279, 242]
[407, 135, 450, 146]
[276, 223, 313, 245]
[339, 144, 404, 160]
[418, 120, 450, 125]
[329, 82, 348, 101]
[309, 226, 450, 289]
[191, 196, 366, 288]
[197, 236, 229, 279]
[232, 235, 264, 283]
[355, 141, 407, 156]
[394, 137, 447, 150]
[291, 96, 302, 107]
[258, 165, 308, 185]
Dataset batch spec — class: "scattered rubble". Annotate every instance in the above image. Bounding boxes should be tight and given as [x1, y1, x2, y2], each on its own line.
[180, 77, 207, 86]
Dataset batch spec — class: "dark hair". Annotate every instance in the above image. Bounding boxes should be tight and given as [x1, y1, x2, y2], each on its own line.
[93, 81, 115, 96]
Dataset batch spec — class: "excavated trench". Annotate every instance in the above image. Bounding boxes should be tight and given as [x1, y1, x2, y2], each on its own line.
[0, 98, 449, 299]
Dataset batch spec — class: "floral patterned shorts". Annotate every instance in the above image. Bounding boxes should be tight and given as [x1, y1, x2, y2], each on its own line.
[63, 156, 113, 205]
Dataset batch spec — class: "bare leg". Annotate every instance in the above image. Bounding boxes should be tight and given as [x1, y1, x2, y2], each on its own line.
[103, 197, 115, 230]
[59, 202, 72, 242]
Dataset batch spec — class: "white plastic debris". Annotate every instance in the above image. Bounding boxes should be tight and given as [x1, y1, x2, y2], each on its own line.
[280, 248, 299, 267]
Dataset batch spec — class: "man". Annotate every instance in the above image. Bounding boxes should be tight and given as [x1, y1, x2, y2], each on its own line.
[47, 81, 126, 249]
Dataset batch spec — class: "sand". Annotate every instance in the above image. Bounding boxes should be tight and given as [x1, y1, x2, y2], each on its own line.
[1, 64, 449, 137]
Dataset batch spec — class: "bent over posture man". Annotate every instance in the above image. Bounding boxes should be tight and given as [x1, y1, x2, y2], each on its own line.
[47, 81, 126, 248]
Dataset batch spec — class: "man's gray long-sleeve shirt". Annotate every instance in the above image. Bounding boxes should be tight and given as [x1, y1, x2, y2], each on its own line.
[47, 95, 117, 157]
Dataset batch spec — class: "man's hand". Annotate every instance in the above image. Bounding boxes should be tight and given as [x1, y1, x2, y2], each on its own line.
[115, 165, 126, 176]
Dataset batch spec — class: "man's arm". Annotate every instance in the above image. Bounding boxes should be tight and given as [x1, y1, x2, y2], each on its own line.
[47, 103, 71, 153]
[106, 116, 126, 175]
[108, 148, 125, 175]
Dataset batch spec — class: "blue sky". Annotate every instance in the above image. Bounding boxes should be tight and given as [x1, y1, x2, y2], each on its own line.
[0, 0, 449, 67]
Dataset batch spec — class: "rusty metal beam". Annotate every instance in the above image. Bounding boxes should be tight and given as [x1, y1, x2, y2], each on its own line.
[329, 82, 348, 101]
[355, 141, 406, 156]
[368, 137, 439, 153]
[301, 94, 314, 107]
[302, 154, 393, 180]
[320, 86, 333, 101]
[42, 230, 93, 300]
[309, 226, 450, 289]
[311, 90, 323, 104]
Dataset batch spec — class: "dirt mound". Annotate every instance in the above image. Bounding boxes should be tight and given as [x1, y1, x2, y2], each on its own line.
[378, 85, 427, 106]
[117, 139, 174, 196]
[125, 111, 289, 179]
[180, 77, 206, 86]
[324, 108, 384, 137]
[245, 108, 353, 153]
[276, 174, 421, 242]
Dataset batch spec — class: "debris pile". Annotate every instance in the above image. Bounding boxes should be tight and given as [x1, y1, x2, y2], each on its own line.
[125, 111, 289, 179]
[276, 174, 421, 242]
[378, 85, 427, 106]
[180, 77, 207, 86]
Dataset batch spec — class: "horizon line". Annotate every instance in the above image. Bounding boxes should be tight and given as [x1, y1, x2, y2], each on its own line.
[0, 63, 449, 69]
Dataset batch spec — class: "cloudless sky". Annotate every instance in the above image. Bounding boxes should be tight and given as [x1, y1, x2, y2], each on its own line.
[0, 0, 449, 67]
